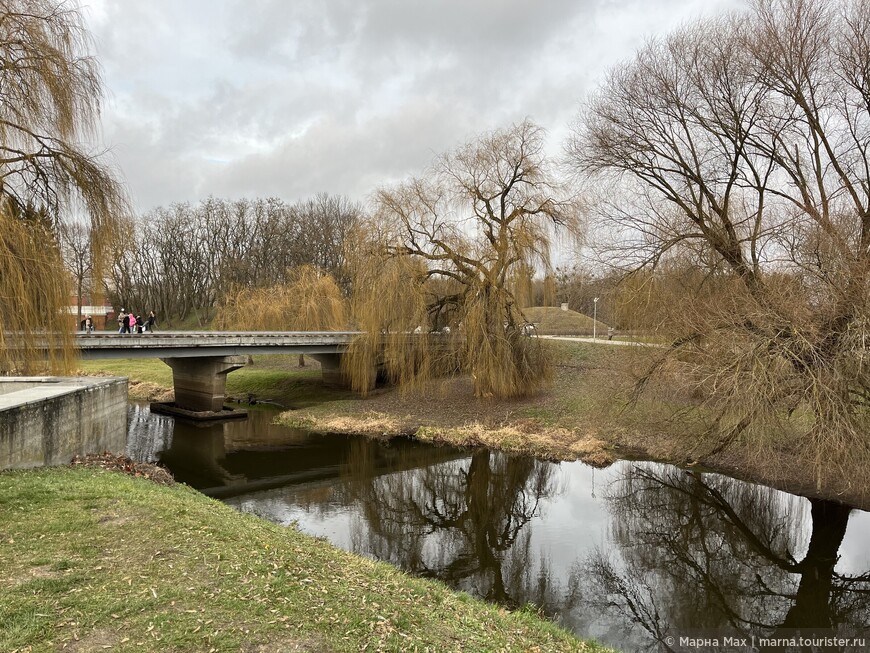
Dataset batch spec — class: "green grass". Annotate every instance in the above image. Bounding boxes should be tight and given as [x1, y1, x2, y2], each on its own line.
[79, 355, 351, 407]
[79, 358, 173, 387]
[160, 308, 216, 331]
[227, 361, 353, 408]
[523, 306, 609, 335]
[0, 467, 611, 652]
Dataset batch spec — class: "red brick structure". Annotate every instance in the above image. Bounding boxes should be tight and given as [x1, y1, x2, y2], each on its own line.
[67, 295, 114, 331]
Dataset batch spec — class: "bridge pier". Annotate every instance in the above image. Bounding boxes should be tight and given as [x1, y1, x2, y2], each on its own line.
[160, 355, 247, 414]
[310, 353, 375, 391]
[75, 332, 380, 409]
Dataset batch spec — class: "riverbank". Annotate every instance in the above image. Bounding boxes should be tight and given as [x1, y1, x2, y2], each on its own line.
[0, 465, 608, 652]
[274, 343, 870, 510]
[79, 344, 870, 509]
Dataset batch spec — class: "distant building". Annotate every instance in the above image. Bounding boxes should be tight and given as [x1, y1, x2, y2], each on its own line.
[67, 295, 113, 330]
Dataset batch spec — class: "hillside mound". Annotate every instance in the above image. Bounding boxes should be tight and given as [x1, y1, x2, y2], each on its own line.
[522, 306, 609, 336]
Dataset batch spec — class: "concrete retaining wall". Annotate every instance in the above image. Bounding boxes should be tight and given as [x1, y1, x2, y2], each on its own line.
[0, 377, 128, 470]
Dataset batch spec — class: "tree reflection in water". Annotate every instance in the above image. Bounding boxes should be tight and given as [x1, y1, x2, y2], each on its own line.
[586, 465, 870, 651]
[142, 398, 869, 652]
[339, 439, 580, 615]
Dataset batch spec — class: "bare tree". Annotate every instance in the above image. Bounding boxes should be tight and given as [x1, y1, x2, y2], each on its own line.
[58, 220, 92, 326]
[109, 195, 362, 325]
[570, 0, 870, 474]
[347, 120, 582, 398]
[290, 193, 363, 288]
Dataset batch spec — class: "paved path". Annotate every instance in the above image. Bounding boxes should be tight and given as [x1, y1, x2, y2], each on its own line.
[539, 335, 661, 347]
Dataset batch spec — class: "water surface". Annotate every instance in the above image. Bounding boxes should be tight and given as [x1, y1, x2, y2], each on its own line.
[127, 404, 870, 651]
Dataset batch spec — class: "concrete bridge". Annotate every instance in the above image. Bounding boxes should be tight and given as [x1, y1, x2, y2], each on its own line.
[75, 331, 362, 417]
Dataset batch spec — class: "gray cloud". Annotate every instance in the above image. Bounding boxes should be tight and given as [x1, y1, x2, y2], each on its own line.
[84, 0, 744, 212]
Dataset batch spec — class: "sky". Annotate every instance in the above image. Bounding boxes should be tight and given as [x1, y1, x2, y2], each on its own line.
[83, 0, 743, 214]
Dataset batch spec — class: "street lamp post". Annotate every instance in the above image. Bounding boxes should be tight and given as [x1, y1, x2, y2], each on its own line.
[593, 297, 599, 340]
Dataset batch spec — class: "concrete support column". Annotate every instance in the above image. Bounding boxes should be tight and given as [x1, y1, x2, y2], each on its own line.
[311, 353, 375, 391]
[161, 356, 247, 412]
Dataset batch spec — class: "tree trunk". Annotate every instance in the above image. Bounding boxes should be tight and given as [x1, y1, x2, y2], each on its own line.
[76, 276, 83, 329]
[779, 499, 851, 631]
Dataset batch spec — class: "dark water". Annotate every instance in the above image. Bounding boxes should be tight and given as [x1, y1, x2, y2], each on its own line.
[127, 403, 870, 652]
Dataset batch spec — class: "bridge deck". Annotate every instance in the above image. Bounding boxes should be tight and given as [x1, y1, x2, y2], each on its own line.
[75, 331, 361, 360]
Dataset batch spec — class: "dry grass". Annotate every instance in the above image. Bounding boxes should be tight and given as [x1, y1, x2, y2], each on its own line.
[287, 411, 414, 438]
[285, 409, 615, 467]
[416, 422, 614, 467]
[126, 380, 173, 402]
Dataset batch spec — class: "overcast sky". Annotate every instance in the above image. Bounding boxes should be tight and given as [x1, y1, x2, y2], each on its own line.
[84, 0, 743, 213]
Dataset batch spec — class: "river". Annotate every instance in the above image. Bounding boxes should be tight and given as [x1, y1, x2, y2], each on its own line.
[126, 403, 870, 652]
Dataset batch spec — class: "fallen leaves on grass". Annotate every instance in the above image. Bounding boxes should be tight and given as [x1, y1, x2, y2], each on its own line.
[70, 453, 175, 486]
[126, 381, 173, 402]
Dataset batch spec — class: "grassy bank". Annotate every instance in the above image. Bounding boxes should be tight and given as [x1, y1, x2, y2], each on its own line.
[522, 306, 608, 335]
[0, 466, 607, 652]
[278, 341, 695, 468]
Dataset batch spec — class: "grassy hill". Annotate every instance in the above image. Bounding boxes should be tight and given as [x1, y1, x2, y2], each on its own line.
[522, 306, 609, 336]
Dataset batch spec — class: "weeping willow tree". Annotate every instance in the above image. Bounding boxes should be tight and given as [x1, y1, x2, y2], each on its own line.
[345, 120, 581, 398]
[345, 252, 459, 393]
[0, 0, 129, 373]
[0, 206, 75, 372]
[215, 265, 347, 332]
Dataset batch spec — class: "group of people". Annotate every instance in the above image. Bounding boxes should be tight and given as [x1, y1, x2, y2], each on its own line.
[117, 309, 156, 334]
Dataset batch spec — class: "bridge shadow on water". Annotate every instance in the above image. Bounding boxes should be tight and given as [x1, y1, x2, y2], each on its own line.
[125, 403, 870, 652]
[126, 403, 462, 498]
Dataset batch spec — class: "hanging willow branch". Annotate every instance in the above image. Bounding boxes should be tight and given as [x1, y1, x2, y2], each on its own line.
[0, 206, 74, 373]
[345, 120, 582, 398]
[215, 265, 347, 332]
[0, 0, 130, 373]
